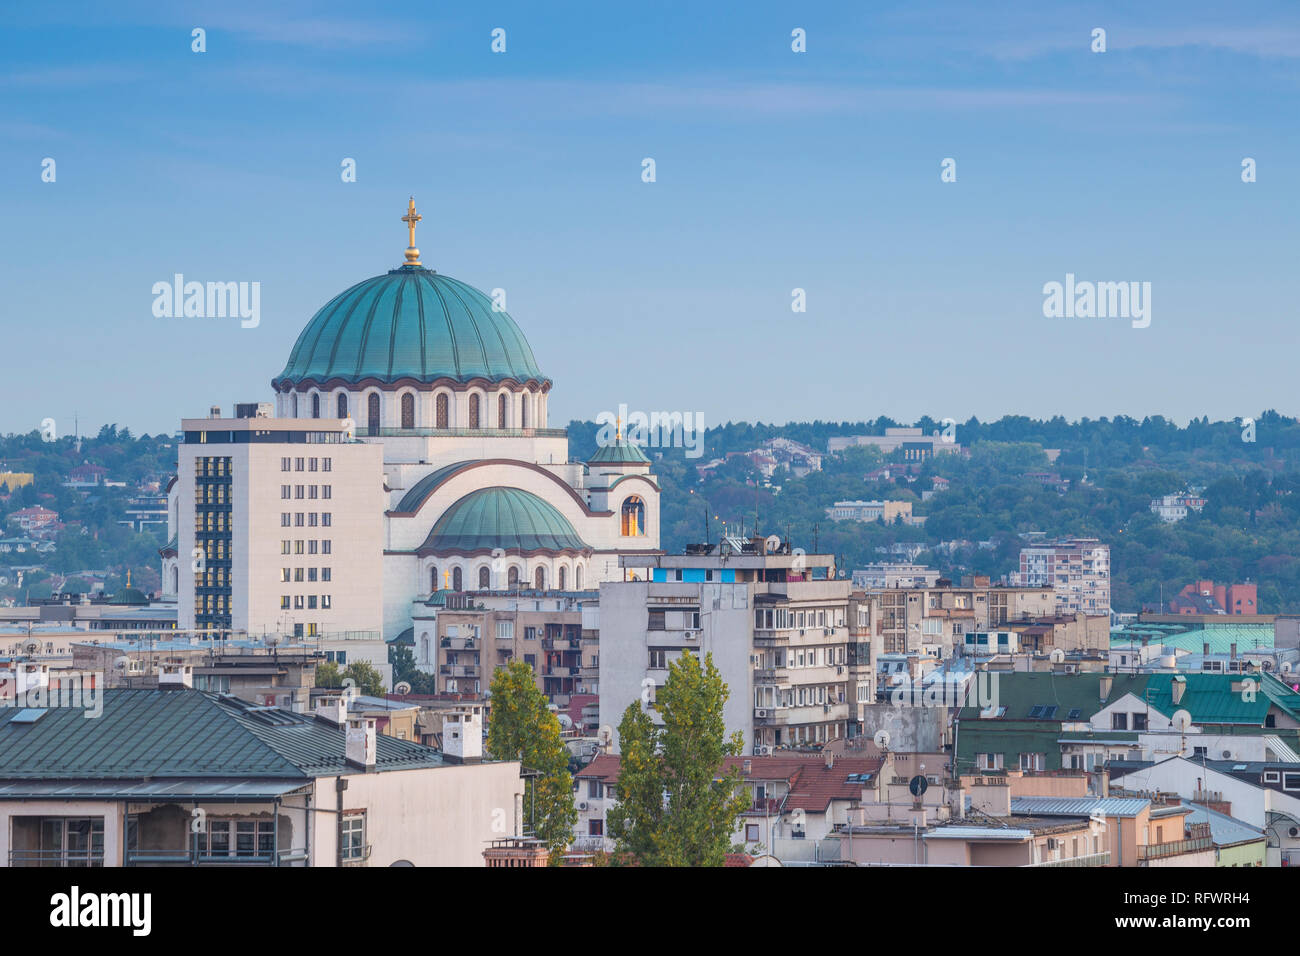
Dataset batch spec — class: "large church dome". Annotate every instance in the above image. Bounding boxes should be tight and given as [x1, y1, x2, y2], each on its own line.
[272, 265, 548, 391]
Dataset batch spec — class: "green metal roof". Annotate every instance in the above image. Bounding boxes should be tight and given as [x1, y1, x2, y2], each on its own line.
[1111, 624, 1275, 655]
[418, 486, 589, 555]
[589, 438, 651, 465]
[0, 689, 444, 780]
[392, 461, 476, 514]
[273, 266, 548, 388]
[1142, 673, 1272, 725]
[958, 672, 1150, 722]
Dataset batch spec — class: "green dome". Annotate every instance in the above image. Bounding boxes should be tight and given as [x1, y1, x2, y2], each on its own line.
[273, 266, 549, 389]
[418, 487, 589, 555]
[589, 439, 651, 465]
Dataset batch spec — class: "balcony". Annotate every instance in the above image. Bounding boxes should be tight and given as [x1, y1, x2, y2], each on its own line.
[1136, 832, 1214, 862]
[753, 629, 791, 647]
[440, 636, 477, 650]
[542, 636, 581, 651]
[753, 667, 790, 684]
[1028, 851, 1111, 867]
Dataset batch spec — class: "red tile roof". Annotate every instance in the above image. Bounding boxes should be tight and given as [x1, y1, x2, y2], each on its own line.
[575, 753, 881, 814]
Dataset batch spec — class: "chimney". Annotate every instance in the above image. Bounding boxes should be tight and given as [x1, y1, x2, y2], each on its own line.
[158, 662, 193, 689]
[1172, 676, 1186, 705]
[1230, 643, 1237, 661]
[825, 751, 835, 770]
[1099, 675, 1112, 701]
[441, 704, 482, 764]
[315, 693, 348, 726]
[345, 716, 376, 769]
[208, 405, 222, 419]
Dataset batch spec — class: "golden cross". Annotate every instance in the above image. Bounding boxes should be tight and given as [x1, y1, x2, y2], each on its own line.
[616, 415, 622, 441]
[402, 197, 422, 265]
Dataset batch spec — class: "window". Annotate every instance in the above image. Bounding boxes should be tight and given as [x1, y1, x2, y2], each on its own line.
[308, 568, 318, 582]
[508, 566, 520, 589]
[295, 485, 304, 499]
[1132, 713, 1148, 731]
[308, 485, 318, 499]
[430, 566, 439, 592]
[436, 393, 449, 429]
[341, 813, 366, 862]
[480, 566, 491, 588]
[497, 620, 514, 640]
[520, 395, 528, 428]
[280, 568, 291, 582]
[469, 393, 480, 429]
[453, 567, 463, 591]
[1193, 746, 1208, 758]
[621, 496, 646, 537]
[322, 485, 331, 499]
[322, 568, 331, 582]
[282, 540, 292, 554]
[281, 513, 291, 527]
[295, 458, 304, 471]
[281, 458, 291, 472]
[322, 595, 331, 609]
[498, 393, 507, 428]
[294, 568, 304, 582]
[649, 650, 666, 668]
[294, 596, 304, 609]
[558, 566, 567, 590]
[1111, 713, 1128, 730]
[281, 596, 290, 609]
[368, 392, 380, 433]
[309, 540, 319, 554]
[323, 458, 331, 472]
[295, 513, 305, 527]
[308, 596, 318, 609]
[322, 513, 331, 527]
[311, 393, 320, 418]
[587, 780, 603, 799]
[588, 819, 604, 837]
[401, 393, 415, 429]
[745, 824, 760, 842]
[648, 610, 666, 630]
[281, 485, 290, 498]
[535, 566, 545, 590]
[337, 394, 348, 419]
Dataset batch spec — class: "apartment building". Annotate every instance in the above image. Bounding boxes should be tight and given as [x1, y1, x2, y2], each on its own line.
[408, 589, 596, 715]
[600, 544, 855, 755]
[1015, 537, 1111, 616]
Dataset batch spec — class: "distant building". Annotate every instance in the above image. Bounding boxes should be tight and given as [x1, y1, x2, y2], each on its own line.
[829, 427, 963, 460]
[1150, 491, 1207, 523]
[7, 506, 59, 536]
[851, 563, 940, 590]
[826, 499, 914, 524]
[1168, 580, 1257, 616]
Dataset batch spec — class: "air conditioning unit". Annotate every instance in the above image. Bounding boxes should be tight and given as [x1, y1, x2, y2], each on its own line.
[578, 802, 589, 812]
[753, 746, 765, 756]
[683, 630, 698, 640]
[755, 708, 768, 718]
[1222, 750, 1232, 759]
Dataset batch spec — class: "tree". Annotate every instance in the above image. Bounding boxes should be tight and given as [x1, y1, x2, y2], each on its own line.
[314, 661, 341, 688]
[341, 661, 386, 696]
[607, 651, 749, 866]
[486, 660, 577, 862]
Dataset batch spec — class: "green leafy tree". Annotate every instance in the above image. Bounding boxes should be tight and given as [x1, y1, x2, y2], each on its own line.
[487, 660, 577, 862]
[342, 661, 386, 696]
[314, 661, 341, 688]
[607, 651, 749, 866]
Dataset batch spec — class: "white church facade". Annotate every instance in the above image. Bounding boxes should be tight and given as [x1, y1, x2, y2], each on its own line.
[163, 199, 661, 646]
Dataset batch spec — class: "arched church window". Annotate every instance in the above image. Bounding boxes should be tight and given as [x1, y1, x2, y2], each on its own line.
[401, 393, 415, 429]
[337, 393, 348, 419]
[421, 634, 430, 664]
[507, 565, 520, 589]
[534, 566, 546, 591]
[453, 566, 463, 591]
[621, 496, 646, 537]
[469, 394, 480, 429]
[558, 566, 567, 590]
[575, 565, 583, 591]
[479, 566, 490, 589]
[291, 393, 299, 417]
[429, 566, 438, 593]
[498, 393, 507, 429]
[436, 393, 449, 429]
[520, 395, 528, 429]
[311, 393, 320, 418]
[368, 393, 380, 434]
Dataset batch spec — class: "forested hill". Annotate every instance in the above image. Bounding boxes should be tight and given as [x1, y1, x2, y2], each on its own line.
[570, 412, 1300, 614]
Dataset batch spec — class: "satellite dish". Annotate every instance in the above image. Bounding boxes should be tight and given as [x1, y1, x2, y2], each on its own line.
[22, 638, 39, 654]
[1050, 648, 1065, 664]
[1283, 662, 1293, 674]
[838, 570, 847, 579]
[393, 680, 412, 695]
[114, 655, 132, 671]
[908, 775, 929, 797]
[598, 725, 612, 744]
[874, 729, 891, 751]
[557, 714, 573, 729]
[1171, 709, 1193, 732]
[765, 534, 781, 552]
[264, 634, 282, 648]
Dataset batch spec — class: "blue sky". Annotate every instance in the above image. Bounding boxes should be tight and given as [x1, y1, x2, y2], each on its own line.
[1, 0, 1296, 437]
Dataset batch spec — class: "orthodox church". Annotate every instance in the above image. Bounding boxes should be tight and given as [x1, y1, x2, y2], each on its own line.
[165, 199, 660, 643]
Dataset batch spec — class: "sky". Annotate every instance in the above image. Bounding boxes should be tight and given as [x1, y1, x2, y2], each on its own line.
[0, 0, 1296, 438]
